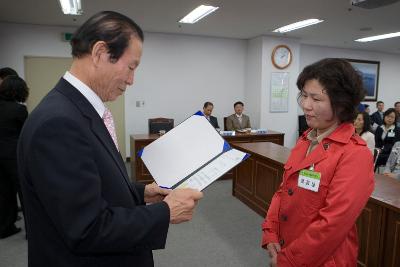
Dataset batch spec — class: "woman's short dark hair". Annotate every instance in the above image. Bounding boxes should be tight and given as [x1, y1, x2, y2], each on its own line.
[297, 58, 365, 123]
[383, 108, 396, 126]
[0, 67, 18, 79]
[71, 11, 144, 62]
[0, 75, 29, 102]
[356, 111, 372, 135]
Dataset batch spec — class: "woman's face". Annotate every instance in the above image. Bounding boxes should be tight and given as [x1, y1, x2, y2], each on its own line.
[354, 113, 364, 130]
[300, 79, 338, 133]
[384, 112, 396, 126]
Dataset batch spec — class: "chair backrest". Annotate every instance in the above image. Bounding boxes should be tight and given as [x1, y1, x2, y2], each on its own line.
[298, 115, 308, 137]
[223, 117, 228, 131]
[148, 118, 174, 134]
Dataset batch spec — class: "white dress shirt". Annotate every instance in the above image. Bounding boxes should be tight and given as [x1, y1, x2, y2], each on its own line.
[63, 71, 106, 118]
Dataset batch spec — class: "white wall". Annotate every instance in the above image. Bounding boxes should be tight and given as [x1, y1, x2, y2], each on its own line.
[300, 44, 400, 113]
[0, 23, 246, 154]
[126, 33, 247, 154]
[259, 37, 301, 148]
[244, 37, 263, 129]
[2, 22, 400, 154]
[243, 36, 301, 148]
[0, 23, 74, 77]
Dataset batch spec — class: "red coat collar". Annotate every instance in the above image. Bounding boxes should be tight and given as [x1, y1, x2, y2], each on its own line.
[301, 123, 356, 145]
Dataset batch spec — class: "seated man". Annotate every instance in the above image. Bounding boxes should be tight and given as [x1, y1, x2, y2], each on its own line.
[203, 101, 219, 129]
[383, 141, 400, 180]
[225, 101, 251, 131]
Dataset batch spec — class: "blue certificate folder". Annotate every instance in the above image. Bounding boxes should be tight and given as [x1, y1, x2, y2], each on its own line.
[139, 111, 250, 191]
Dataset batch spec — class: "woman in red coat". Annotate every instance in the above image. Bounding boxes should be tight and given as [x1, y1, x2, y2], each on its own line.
[262, 58, 374, 266]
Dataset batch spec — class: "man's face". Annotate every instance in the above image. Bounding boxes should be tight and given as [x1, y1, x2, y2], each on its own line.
[395, 103, 400, 113]
[94, 37, 143, 102]
[234, 104, 243, 115]
[203, 105, 213, 117]
[377, 103, 384, 112]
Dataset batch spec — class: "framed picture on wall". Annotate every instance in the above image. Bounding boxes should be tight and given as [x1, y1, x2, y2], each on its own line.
[346, 59, 380, 101]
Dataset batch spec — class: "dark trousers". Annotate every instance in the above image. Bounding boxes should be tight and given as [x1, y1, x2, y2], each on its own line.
[0, 159, 19, 235]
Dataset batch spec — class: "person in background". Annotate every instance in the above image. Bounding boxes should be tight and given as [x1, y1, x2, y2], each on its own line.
[375, 108, 400, 166]
[225, 101, 251, 131]
[370, 101, 384, 132]
[262, 58, 374, 267]
[203, 101, 219, 129]
[363, 104, 370, 114]
[354, 111, 375, 154]
[17, 11, 203, 267]
[395, 101, 400, 128]
[0, 67, 18, 84]
[383, 141, 400, 180]
[0, 76, 29, 239]
[357, 103, 365, 112]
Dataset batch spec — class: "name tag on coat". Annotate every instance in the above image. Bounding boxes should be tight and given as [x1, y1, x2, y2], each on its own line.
[298, 169, 321, 192]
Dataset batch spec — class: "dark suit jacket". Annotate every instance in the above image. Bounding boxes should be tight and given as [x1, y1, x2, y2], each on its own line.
[370, 111, 383, 127]
[0, 100, 27, 159]
[17, 79, 170, 267]
[207, 115, 219, 129]
[375, 125, 400, 154]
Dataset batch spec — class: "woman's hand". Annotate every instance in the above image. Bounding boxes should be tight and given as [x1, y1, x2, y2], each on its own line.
[266, 243, 281, 267]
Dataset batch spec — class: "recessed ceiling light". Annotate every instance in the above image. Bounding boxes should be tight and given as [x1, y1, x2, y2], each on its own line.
[58, 0, 82, 15]
[355, 32, 400, 42]
[273, 19, 324, 33]
[179, 5, 219, 24]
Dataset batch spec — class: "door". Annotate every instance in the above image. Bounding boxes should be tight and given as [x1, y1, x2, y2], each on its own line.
[24, 56, 126, 159]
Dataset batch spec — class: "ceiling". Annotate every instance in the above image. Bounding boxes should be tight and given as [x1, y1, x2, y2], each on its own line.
[1, 0, 400, 54]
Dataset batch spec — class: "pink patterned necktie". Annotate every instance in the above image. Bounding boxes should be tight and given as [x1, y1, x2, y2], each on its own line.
[102, 108, 119, 151]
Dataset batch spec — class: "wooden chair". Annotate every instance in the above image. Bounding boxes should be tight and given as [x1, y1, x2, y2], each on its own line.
[223, 117, 228, 131]
[148, 118, 174, 134]
[298, 115, 308, 137]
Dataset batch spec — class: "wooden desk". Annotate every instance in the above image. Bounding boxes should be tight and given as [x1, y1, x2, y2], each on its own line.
[231, 142, 400, 267]
[130, 130, 284, 184]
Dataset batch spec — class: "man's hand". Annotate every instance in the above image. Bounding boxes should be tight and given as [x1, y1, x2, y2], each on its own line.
[144, 182, 170, 204]
[266, 243, 281, 267]
[163, 188, 203, 224]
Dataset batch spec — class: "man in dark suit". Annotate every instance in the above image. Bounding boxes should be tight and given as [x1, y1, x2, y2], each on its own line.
[203, 101, 219, 129]
[17, 11, 202, 267]
[370, 101, 384, 131]
[0, 75, 28, 239]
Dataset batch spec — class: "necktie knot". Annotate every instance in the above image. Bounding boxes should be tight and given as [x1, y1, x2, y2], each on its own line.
[103, 108, 119, 151]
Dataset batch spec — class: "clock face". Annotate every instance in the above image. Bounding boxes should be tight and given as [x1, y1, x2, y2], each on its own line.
[272, 45, 292, 69]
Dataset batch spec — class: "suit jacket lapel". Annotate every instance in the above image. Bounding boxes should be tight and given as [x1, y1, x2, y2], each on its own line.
[55, 79, 141, 202]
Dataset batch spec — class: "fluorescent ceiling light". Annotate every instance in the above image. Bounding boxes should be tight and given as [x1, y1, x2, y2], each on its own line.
[59, 0, 83, 15]
[355, 32, 400, 42]
[179, 5, 219, 24]
[273, 19, 324, 33]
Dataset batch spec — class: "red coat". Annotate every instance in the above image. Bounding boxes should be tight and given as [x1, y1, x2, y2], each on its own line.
[262, 123, 374, 266]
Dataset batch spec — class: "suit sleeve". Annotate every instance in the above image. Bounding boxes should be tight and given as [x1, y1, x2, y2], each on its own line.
[226, 116, 234, 131]
[375, 127, 383, 148]
[246, 116, 251, 128]
[27, 117, 170, 254]
[215, 117, 219, 129]
[134, 182, 146, 205]
[277, 146, 374, 266]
